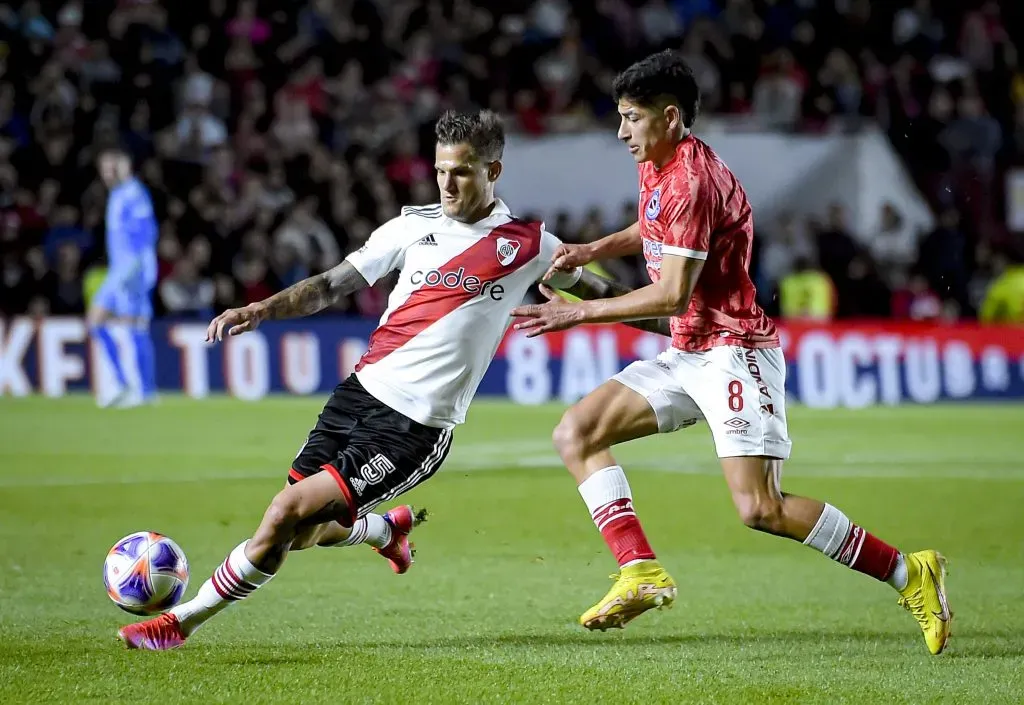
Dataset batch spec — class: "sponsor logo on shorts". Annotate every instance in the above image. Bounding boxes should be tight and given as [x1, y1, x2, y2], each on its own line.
[724, 416, 750, 435]
[741, 349, 774, 413]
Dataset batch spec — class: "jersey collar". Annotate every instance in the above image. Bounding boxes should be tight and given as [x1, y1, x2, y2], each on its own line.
[444, 198, 512, 229]
[654, 134, 693, 173]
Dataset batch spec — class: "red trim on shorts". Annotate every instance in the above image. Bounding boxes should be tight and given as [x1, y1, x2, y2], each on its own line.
[288, 468, 305, 483]
[321, 463, 357, 528]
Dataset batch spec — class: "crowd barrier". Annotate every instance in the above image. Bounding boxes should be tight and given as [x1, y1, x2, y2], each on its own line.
[1, 317, 1022, 407]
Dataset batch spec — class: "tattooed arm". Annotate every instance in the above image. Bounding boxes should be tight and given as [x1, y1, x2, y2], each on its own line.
[552, 269, 671, 338]
[258, 261, 367, 320]
[206, 261, 368, 342]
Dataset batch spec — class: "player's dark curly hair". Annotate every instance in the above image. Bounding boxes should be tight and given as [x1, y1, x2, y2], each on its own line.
[434, 109, 505, 162]
[612, 50, 701, 128]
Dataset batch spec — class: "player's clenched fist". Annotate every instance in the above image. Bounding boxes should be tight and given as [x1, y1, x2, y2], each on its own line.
[545, 243, 595, 280]
[206, 304, 265, 342]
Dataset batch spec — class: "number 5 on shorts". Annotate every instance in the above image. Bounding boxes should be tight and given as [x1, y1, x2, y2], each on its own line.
[728, 380, 744, 412]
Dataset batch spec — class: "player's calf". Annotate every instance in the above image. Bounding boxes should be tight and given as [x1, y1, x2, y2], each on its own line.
[723, 456, 902, 580]
[120, 472, 350, 649]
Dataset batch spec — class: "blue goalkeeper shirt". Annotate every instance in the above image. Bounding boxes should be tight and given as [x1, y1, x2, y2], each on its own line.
[99, 177, 158, 315]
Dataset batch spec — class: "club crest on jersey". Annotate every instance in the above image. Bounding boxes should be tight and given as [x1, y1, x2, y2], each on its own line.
[496, 237, 521, 266]
[645, 188, 661, 220]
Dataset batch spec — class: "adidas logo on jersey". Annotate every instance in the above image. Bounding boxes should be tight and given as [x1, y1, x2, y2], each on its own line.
[416, 234, 438, 246]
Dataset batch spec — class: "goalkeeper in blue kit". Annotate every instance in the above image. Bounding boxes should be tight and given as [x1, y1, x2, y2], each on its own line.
[88, 146, 158, 407]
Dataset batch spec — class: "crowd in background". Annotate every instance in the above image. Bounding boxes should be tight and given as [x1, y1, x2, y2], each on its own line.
[1, 0, 1023, 322]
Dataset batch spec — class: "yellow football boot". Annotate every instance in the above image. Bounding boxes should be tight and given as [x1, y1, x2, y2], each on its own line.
[897, 550, 952, 655]
[580, 560, 677, 631]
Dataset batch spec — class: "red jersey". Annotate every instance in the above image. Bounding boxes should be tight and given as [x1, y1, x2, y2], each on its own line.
[638, 135, 778, 352]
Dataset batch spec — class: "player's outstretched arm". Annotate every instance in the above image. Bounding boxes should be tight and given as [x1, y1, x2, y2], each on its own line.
[547, 222, 643, 279]
[589, 221, 643, 259]
[557, 269, 670, 337]
[206, 261, 368, 342]
[259, 261, 368, 320]
[514, 254, 702, 338]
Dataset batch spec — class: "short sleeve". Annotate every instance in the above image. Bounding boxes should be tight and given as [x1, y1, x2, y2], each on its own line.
[661, 176, 714, 261]
[537, 226, 582, 288]
[345, 216, 406, 285]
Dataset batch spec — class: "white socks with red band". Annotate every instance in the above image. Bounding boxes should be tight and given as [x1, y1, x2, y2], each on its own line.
[803, 503, 906, 589]
[169, 540, 273, 636]
[578, 466, 635, 524]
[578, 466, 656, 567]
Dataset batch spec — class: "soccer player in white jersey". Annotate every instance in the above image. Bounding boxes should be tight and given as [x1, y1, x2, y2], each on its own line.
[116, 110, 662, 650]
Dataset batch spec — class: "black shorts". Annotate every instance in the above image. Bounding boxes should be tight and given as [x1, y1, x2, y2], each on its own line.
[288, 375, 453, 526]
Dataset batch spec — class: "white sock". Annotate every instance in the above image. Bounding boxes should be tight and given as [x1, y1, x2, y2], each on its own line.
[336, 515, 392, 549]
[578, 466, 656, 568]
[169, 540, 273, 636]
[577, 465, 633, 519]
[886, 553, 908, 591]
[802, 503, 852, 560]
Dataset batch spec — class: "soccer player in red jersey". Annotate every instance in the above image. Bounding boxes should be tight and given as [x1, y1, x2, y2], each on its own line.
[512, 51, 952, 654]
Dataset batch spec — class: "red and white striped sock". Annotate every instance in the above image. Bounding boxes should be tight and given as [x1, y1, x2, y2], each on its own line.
[803, 504, 900, 584]
[169, 540, 273, 636]
[578, 466, 656, 568]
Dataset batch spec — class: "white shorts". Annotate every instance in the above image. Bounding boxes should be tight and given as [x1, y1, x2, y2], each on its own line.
[613, 345, 792, 460]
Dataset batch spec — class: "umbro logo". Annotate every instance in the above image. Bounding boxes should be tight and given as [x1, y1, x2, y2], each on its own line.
[416, 234, 438, 246]
[724, 416, 750, 436]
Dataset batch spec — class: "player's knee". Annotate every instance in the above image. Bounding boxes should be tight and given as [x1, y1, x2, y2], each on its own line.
[262, 490, 303, 537]
[552, 407, 597, 460]
[735, 494, 785, 534]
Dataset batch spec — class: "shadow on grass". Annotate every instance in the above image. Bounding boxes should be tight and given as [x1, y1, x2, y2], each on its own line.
[194, 627, 1024, 665]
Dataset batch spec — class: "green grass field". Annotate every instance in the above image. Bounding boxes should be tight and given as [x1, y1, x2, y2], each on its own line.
[1, 396, 1023, 704]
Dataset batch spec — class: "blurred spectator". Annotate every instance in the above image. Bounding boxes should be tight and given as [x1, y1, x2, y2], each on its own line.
[868, 202, 919, 287]
[978, 252, 1024, 324]
[815, 204, 860, 293]
[226, 0, 272, 46]
[44, 205, 91, 263]
[758, 211, 814, 297]
[779, 257, 836, 321]
[43, 241, 84, 314]
[273, 195, 340, 271]
[838, 255, 891, 319]
[159, 256, 215, 317]
[917, 208, 969, 309]
[174, 102, 228, 162]
[386, 132, 431, 188]
[938, 94, 1002, 175]
[752, 49, 804, 131]
[892, 272, 943, 321]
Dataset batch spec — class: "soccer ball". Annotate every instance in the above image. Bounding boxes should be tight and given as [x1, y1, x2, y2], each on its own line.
[104, 531, 189, 615]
